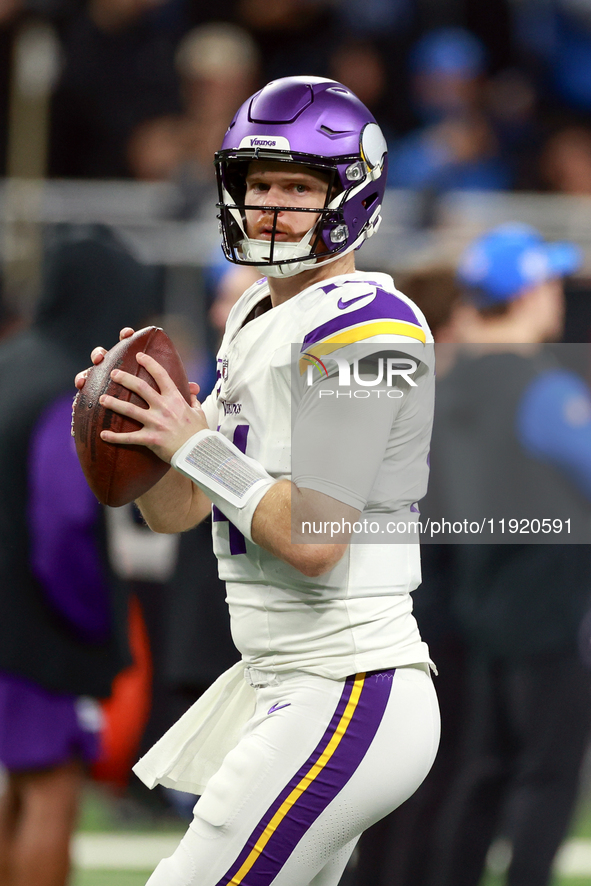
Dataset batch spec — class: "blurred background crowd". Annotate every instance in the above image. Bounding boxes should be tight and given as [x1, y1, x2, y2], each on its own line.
[3, 0, 591, 339]
[3, 2, 591, 886]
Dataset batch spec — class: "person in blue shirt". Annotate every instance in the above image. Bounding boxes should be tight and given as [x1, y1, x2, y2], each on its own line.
[421, 223, 591, 886]
[456, 222, 591, 489]
[388, 29, 512, 192]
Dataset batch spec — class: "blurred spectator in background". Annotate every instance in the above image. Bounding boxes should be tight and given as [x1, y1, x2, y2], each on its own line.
[388, 27, 512, 192]
[234, 0, 336, 81]
[127, 21, 260, 216]
[174, 21, 259, 177]
[410, 26, 486, 124]
[328, 39, 399, 143]
[539, 123, 591, 195]
[329, 3, 416, 137]
[126, 114, 185, 184]
[485, 67, 544, 190]
[513, 0, 591, 116]
[350, 266, 467, 886]
[0, 225, 160, 886]
[49, 0, 182, 178]
[421, 223, 591, 886]
[0, 0, 23, 176]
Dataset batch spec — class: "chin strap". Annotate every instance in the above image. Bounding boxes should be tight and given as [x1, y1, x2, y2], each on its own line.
[237, 223, 320, 278]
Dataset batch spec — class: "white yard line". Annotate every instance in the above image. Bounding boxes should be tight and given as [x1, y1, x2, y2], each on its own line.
[73, 833, 591, 874]
[556, 839, 591, 876]
[72, 833, 182, 870]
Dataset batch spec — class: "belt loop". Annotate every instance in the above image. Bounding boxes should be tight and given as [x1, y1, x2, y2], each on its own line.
[244, 668, 281, 688]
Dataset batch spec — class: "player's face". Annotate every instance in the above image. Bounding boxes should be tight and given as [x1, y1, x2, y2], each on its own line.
[244, 161, 330, 243]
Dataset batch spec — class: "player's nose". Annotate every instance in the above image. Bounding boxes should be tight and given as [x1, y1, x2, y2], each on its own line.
[261, 183, 285, 210]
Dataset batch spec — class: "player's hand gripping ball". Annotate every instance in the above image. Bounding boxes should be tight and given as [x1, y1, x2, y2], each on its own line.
[72, 327, 191, 507]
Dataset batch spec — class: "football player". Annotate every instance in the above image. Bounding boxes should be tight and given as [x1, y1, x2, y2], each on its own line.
[77, 76, 440, 886]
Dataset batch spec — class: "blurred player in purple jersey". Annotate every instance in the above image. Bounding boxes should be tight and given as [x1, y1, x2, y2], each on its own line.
[0, 226, 157, 886]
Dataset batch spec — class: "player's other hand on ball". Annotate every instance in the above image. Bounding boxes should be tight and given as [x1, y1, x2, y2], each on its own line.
[98, 351, 207, 464]
[74, 327, 135, 390]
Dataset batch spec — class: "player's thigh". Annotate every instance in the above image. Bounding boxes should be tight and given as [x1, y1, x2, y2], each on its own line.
[146, 674, 347, 886]
[271, 666, 440, 885]
[146, 668, 439, 886]
[348, 665, 440, 821]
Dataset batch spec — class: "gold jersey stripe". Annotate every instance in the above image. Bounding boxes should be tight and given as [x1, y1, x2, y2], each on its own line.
[320, 320, 427, 346]
[299, 320, 426, 374]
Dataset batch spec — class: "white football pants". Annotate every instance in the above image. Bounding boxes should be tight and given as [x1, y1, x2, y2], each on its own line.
[146, 665, 440, 886]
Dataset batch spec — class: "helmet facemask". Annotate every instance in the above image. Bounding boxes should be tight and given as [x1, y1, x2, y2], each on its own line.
[216, 153, 354, 278]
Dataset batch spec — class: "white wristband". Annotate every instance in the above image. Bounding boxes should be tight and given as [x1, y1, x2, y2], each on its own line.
[171, 429, 275, 542]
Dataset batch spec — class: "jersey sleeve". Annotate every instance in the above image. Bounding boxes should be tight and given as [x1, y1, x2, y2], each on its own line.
[292, 367, 404, 509]
[292, 280, 433, 510]
[299, 280, 433, 372]
[516, 368, 591, 499]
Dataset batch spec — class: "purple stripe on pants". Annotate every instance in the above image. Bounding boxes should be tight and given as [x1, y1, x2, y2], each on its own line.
[216, 670, 395, 886]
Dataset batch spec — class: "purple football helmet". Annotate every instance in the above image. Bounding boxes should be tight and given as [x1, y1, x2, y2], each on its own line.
[215, 76, 388, 277]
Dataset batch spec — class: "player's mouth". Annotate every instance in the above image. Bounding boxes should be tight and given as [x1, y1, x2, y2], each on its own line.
[257, 226, 291, 242]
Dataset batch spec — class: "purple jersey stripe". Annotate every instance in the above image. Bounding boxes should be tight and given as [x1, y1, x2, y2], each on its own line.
[212, 506, 247, 553]
[302, 289, 420, 351]
[229, 523, 247, 555]
[233, 424, 249, 454]
[212, 426, 249, 554]
[215, 670, 394, 886]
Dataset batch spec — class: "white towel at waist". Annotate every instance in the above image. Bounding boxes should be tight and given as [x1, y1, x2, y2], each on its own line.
[132, 661, 255, 795]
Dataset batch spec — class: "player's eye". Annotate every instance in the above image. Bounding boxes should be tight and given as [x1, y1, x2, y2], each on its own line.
[294, 183, 308, 194]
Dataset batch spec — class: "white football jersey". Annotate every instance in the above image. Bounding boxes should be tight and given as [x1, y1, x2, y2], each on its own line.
[201, 271, 435, 678]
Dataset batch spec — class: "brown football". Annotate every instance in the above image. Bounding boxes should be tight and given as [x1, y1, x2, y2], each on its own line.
[72, 326, 191, 507]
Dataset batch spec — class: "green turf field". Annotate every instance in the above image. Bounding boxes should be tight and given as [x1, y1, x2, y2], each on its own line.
[72, 874, 591, 886]
[72, 873, 153, 886]
[481, 879, 591, 886]
[71, 784, 591, 886]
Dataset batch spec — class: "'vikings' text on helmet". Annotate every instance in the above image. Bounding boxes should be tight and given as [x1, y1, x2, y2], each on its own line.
[215, 76, 388, 278]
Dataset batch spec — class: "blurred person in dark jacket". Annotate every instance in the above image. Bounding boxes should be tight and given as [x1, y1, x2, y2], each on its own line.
[49, 0, 182, 178]
[350, 267, 467, 886]
[423, 223, 591, 886]
[0, 225, 159, 886]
